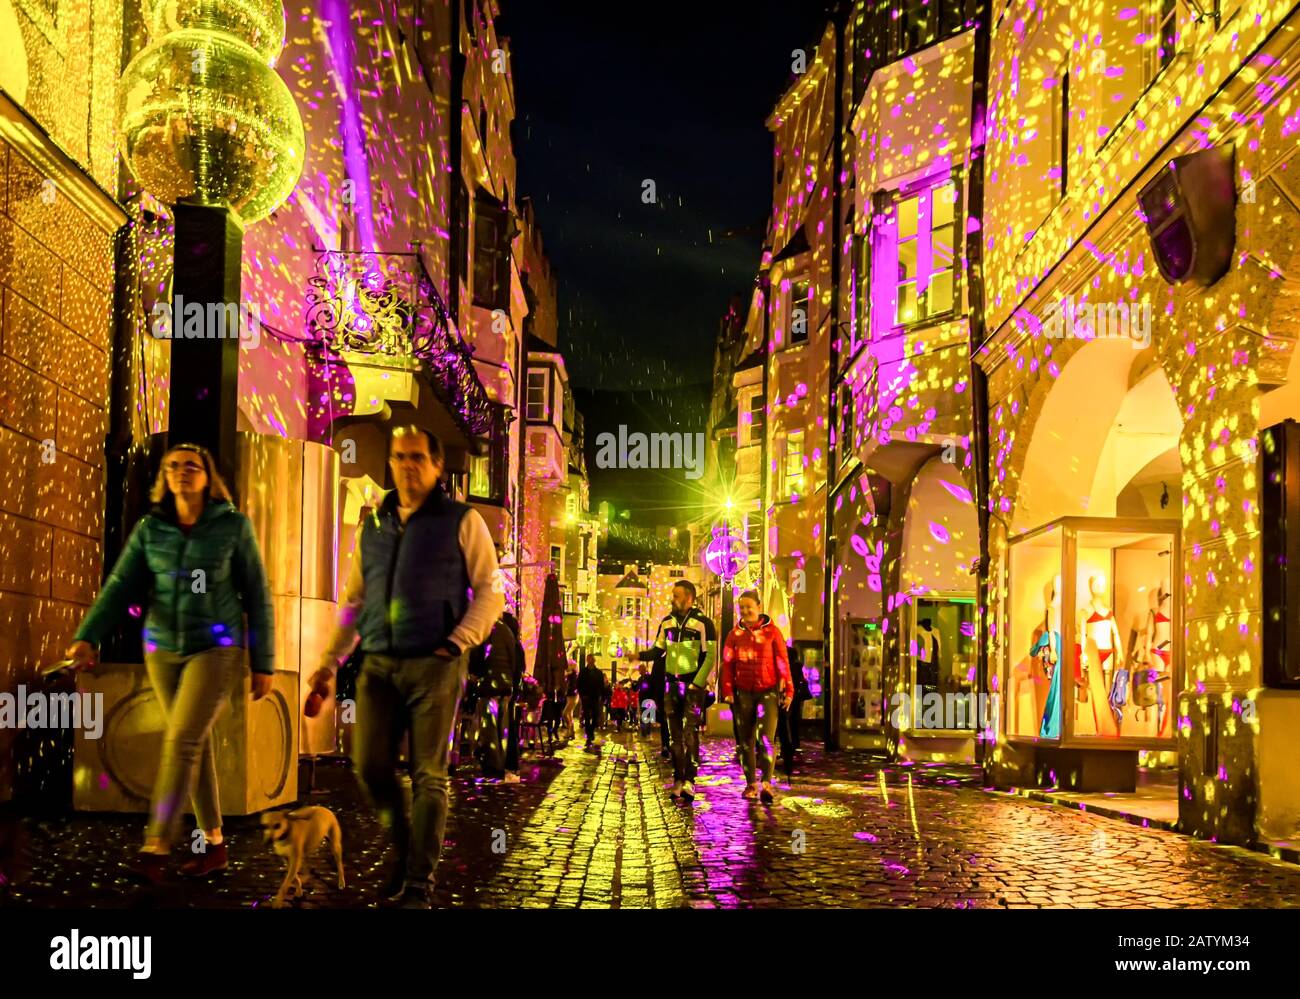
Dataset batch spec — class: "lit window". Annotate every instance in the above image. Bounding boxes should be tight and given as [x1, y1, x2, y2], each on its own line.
[527, 370, 549, 421]
[879, 179, 958, 331]
[469, 454, 490, 497]
[784, 430, 805, 496]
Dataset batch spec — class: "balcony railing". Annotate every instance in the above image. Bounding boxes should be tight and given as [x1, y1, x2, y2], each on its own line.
[305, 250, 493, 437]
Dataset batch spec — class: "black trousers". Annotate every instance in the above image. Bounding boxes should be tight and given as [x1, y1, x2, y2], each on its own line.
[581, 696, 601, 742]
[776, 697, 804, 763]
[503, 697, 521, 772]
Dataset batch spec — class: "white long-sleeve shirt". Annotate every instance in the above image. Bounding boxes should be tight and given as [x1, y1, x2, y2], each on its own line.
[318, 502, 504, 669]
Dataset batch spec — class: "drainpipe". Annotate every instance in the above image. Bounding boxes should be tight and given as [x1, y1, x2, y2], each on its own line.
[823, 2, 848, 752]
[965, 0, 994, 777]
[448, 0, 465, 324]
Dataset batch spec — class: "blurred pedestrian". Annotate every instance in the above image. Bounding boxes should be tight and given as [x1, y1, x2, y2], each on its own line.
[610, 683, 628, 730]
[776, 644, 811, 775]
[578, 654, 604, 749]
[562, 662, 580, 739]
[719, 590, 794, 805]
[469, 612, 520, 779]
[66, 443, 275, 884]
[499, 612, 525, 783]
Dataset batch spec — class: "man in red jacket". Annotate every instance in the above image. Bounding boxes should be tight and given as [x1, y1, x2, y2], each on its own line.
[719, 590, 794, 804]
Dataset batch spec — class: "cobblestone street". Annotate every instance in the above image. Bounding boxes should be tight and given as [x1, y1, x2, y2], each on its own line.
[7, 733, 1300, 909]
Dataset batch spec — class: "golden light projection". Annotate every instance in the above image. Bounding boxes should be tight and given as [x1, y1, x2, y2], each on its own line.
[118, 2, 304, 223]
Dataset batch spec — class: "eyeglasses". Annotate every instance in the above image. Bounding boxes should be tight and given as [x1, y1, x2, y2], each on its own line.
[164, 460, 205, 474]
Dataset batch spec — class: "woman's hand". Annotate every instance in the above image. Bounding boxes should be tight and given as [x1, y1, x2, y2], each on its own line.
[65, 641, 97, 671]
[251, 673, 274, 700]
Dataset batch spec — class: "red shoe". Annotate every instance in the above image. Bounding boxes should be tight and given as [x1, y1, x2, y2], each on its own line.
[179, 842, 228, 877]
[127, 851, 169, 885]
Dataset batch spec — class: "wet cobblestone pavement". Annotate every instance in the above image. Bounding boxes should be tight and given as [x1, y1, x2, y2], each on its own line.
[5, 731, 1300, 909]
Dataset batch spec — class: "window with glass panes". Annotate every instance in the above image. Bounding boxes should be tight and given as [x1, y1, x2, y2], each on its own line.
[469, 454, 490, 497]
[1155, 0, 1178, 77]
[856, 228, 871, 347]
[527, 370, 549, 421]
[878, 178, 959, 330]
[837, 385, 856, 473]
[748, 392, 766, 443]
[784, 430, 805, 495]
[789, 281, 810, 346]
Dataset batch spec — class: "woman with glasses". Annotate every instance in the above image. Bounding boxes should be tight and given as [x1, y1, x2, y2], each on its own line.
[65, 444, 275, 884]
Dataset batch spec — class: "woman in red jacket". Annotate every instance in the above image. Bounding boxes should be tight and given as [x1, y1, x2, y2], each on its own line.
[720, 590, 794, 803]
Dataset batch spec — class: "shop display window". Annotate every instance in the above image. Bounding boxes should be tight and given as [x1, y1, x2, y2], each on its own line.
[800, 646, 826, 721]
[842, 619, 885, 731]
[901, 596, 977, 731]
[1006, 517, 1179, 748]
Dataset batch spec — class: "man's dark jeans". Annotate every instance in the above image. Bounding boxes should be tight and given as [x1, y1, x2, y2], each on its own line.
[665, 676, 707, 782]
[354, 652, 466, 892]
[580, 695, 600, 743]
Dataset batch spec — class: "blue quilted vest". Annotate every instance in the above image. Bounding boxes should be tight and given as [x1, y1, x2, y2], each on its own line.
[357, 488, 471, 656]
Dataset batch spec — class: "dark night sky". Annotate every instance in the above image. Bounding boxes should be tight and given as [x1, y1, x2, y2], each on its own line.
[499, 1, 831, 523]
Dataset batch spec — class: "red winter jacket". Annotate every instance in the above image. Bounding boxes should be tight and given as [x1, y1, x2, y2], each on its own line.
[721, 615, 794, 701]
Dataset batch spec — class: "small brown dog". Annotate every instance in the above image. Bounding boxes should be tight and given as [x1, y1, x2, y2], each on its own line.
[259, 806, 346, 909]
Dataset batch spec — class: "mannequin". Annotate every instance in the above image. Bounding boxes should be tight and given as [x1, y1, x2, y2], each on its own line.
[1077, 574, 1122, 736]
[1029, 576, 1062, 738]
[1135, 582, 1172, 735]
[914, 617, 941, 694]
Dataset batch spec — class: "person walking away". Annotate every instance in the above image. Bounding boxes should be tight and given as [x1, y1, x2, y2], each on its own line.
[540, 652, 567, 754]
[578, 654, 604, 750]
[66, 443, 275, 883]
[500, 612, 525, 783]
[720, 590, 794, 804]
[776, 644, 810, 775]
[308, 426, 503, 908]
[626, 580, 717, 803]
[469, 613, 518, 779]
[562, 663, 580, 739]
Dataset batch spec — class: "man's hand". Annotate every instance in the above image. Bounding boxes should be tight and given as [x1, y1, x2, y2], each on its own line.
[781, 693, 794, 711]
[433, 642, 461, 661]
[251, 673, 274, 701]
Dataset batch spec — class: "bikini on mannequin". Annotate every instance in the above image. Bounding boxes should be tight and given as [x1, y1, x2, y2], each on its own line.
[1029, 576, 1062, 739]
[1077, 574, 1122, 735]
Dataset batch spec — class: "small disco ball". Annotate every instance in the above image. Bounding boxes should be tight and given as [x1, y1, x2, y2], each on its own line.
[147, 0, 287, 65]
[118, 28, 304, 223]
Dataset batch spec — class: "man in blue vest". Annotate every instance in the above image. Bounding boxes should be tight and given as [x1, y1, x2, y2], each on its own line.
[310, 426, 503, 908]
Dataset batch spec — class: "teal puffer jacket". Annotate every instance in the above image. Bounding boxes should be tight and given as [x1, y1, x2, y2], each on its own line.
[74, 500, 276, 674]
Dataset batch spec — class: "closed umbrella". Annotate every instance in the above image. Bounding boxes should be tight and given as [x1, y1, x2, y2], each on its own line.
[533, 572, 568, 695]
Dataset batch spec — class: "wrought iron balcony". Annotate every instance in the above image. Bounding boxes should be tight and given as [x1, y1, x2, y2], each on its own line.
[305, 250, 493, 438]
